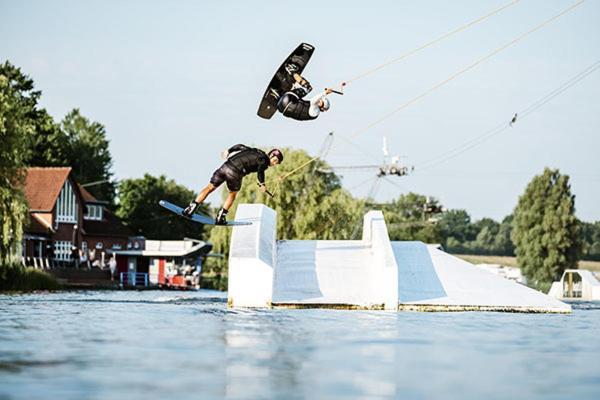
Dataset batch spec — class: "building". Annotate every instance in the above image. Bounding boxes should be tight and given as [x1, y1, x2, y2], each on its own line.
[109, 238, 213, 289]
[78, 184, 131, 267]
[22, 167, 131, 268]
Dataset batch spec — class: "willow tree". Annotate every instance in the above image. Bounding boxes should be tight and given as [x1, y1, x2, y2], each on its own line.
[511, 168, 581, 292]
[0, 62, 35, 264]
[205, 148, 363, 288]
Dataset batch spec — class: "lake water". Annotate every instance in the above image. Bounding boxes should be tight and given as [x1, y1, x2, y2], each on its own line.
[1, 290, 599, 400]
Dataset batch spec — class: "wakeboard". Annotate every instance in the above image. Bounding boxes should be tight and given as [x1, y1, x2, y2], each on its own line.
[257, 42, 315, 119]
[159, 200, 252, 226]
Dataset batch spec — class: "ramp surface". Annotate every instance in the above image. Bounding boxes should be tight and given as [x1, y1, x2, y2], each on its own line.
[273, 240, 386, 307]
[227, 204, 571, 313]
[394, 242, 571, 313]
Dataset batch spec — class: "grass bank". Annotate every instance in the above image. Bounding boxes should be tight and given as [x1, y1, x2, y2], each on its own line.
[0, 262, 61, 292]
[455, 254, 600, 272]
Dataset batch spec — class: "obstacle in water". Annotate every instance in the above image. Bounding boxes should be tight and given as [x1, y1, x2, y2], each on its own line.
[227, 204, 571, 313]
[548, 269, 600, 301]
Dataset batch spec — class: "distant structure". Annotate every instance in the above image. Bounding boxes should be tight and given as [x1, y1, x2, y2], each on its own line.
[227, 204, 571, 313]
[22, 167, 131, 269]
[548, 269, 600, 301]
[110, 238, 212, 289]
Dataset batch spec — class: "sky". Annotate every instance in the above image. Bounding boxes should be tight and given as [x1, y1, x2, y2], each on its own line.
[1, 0, 599, 221]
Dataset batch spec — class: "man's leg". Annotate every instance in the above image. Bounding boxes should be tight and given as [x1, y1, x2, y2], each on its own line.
[215, 191, 238, 225]
[183, 183, 217, 217]
[223, 191, 238, 211]
[195, 183, 217, 204]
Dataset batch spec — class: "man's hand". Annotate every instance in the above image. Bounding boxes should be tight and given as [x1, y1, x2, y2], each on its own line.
[325, 88, 333, 95]
[258, 183, 268, 193]
[221, 150, 229, 159]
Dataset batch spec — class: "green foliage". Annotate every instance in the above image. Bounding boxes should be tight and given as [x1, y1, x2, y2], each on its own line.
[27, 109, 69, 167]
[0, 262, 60, 291]
[439, 211, 515, 256]
[511, 168, 581, 292]
[26, 107, 116, 204]
[494, 215, 515, 256]
[439, 209, 475, 246]
[379, 193, 443, 243]
[205, 148, 364, 283]
[580, 221, 600, 261]
[117, 174, 209, 240]
[0, 61, 34, 263]
[1, 61, 117, 264]
[60, 109, 116, 203]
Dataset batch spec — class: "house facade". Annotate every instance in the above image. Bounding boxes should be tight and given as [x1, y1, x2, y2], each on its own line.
[22, 167, 132, 268]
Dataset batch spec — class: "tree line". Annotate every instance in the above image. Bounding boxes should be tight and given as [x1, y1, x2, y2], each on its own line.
[2, 61, 598, 292]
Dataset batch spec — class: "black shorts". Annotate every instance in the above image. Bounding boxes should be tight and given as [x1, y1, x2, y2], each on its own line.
[210, 163, 243, 192]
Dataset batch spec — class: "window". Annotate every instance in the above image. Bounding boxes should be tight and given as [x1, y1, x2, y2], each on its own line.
[54, 241, 73, 261]
[36, 241, 43, 258]
[56, 180, 78, 223]
[84, 204, 103, 221]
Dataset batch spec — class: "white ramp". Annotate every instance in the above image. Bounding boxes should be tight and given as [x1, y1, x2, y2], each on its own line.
[227, 204, 276, 308]
[394, 242, 570, 313]
[272, 211, 398, 309]
[227, 204, 571, 313]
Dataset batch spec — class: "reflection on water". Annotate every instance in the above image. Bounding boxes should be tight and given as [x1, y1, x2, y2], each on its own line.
[1, 291, 599, 400]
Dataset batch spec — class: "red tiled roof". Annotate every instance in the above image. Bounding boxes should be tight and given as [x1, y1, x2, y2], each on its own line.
[23, 167, 72, 211]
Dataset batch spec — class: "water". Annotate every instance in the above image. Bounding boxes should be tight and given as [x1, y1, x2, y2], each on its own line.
[1, 290, 599, 400]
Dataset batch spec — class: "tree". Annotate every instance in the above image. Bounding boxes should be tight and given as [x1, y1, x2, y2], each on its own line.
[204, 148, 364, 288]
[0, 64, 115, 204]
[439, 209, 475, 252]
[26, 109, 69, 167]
[60, 109, 116, 204]
[116, 174, 209, 240]
[467, 218, 500, 254]
[380, 193, 443, 243]
[511, 168, 581, 292]
[494, 215, 515, 256]
[580, 221, 600, 261]
[0, 61, 35, 264]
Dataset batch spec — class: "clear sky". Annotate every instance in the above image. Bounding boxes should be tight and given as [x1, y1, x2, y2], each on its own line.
[1, 0, 599, 221]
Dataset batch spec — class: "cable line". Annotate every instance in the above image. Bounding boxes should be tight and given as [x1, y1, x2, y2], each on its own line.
[270, 0, 585, 191]
[345, 0, 522, 84]
[347, 0, 585, 141]
[415, 59, 600, 171]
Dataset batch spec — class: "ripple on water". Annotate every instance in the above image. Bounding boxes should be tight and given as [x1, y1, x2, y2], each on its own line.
[1, 291, 599, 400]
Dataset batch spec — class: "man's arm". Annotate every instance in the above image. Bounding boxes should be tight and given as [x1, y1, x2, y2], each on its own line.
[256, 164, 266, 185]
[228, 144, 250, 153]
[308, 91, 328, 107]
[222, 144, 251, 159]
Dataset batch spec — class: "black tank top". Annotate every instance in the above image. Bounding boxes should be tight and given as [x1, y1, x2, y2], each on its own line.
[226, 148, 270, 177]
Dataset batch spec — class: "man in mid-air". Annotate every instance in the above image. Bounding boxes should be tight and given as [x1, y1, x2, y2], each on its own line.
[276, 72, 334, 121]
[183, 144, 284, 225]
